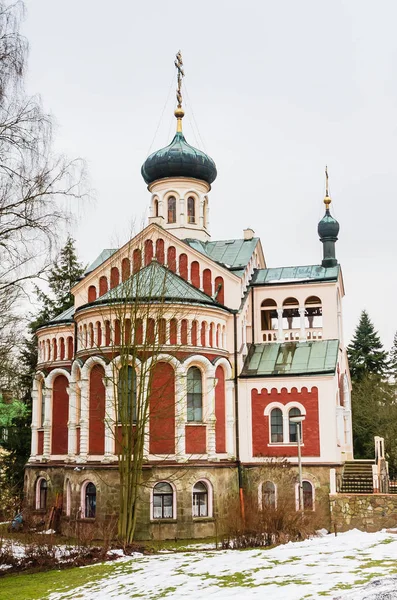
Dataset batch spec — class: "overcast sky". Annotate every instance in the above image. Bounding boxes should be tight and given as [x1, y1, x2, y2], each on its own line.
[22, 0, 397, 349]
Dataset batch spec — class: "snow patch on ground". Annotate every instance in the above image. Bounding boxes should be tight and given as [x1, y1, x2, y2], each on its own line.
[44, 528, 397, 599]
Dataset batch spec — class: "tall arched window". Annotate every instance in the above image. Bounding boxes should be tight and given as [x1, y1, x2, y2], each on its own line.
[187, 367, 202, 422]
[85, 482, 96, 518]
[289, 407, 302, 443]
[270, 408, 283, 443]
[303, 481, 314, 510]
[36, 477, 47, 509]
[167, 196, 176, 223]
[153, 482, 173, 519]
[154, 198, 159, 217]
[117, 365, 136, 423]
[192, 481, 208, 517]
[187, 197, 195, 223]
[262, 481, 276, 508]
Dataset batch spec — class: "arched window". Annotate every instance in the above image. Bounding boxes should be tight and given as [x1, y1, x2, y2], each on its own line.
[261, 299, 277, 335]
[153, 482, 173, 519]
[282, 297, 300, 337]
[99, 276, 108, 296]
[289, 407, 302, 443]
[36, 477, 47, 510]
[88, 285, 97, 303]
[187, 367, 202, 422]
[167, 196, 176, 223]
[122, 258, 131, 281]
[305, 295, 323, 336]
[262, 481, 276, 508]
[110, 266, 120, 289]
[84, 482, 96, 518]
[192, 481, 208, 517]
[154, 198, 159, 217]
[303, 481, 314, 510]
[270, 408, 283, 443]
[118, 365, 136, 423]
[187, 196, 196, 223]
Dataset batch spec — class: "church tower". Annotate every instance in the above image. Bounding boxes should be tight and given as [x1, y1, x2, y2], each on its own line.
[141, 52, 217, 242]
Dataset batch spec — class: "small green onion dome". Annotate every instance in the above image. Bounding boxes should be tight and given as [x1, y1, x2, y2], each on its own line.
[141, 131, 217, 186]
[318, 208, 340, 240]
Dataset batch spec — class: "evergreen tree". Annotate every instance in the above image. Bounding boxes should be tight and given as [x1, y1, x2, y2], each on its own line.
[2, 237, 85, 505]
[389, 331, 397, 380]
[347, 310, 388, 381]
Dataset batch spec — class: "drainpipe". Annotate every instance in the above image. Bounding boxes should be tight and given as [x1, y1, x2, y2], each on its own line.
[233, 311, 245, 523]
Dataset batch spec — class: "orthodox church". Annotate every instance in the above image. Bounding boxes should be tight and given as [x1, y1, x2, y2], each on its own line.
[25, 56, 353, 539]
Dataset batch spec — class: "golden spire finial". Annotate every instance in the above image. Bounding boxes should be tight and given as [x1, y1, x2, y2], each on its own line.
[324, 165, 331, 210]
[174, 51, 185, 132]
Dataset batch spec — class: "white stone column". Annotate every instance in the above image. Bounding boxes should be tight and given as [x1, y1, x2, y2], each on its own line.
[158, 198, 164, 219]
[187, 320, 192, 345]
[179, 197, 185, 226]
[30, 388, 39, 460]
[176, 320, 181, 346]
[67, 382, 77, 460]
[165, 320, 170, 345]
[42, 387, 51, 460]
[175, 372, 186, 461]
[57, 338, 62, 361]
[142, 319, 147, 344]
[283, 413, 289, 443]
[103, 378, 116, 461]
[226, 379, 235, 457]
[277, 309, 283, 342]
[78, 378, 89, 462]
[299, 307, 306, 341]
[199, 198, 204, 228]
[207, 375, 217, 459]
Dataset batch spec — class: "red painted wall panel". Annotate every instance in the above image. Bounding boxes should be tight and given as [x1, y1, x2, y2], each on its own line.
[89, 365, 105, 454]
[191, 261, 200, 288]
[149, 362, 175, 454]
[38, 430, 44, 455]
[251, 387, 320, 457]
[51, 375, 69, 454]
[203, 269, 212, 296]
[185, 425, 206, 454]
[215, 366, 226, 453]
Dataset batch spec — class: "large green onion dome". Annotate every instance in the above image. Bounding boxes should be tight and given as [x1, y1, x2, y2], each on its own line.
[141, 108, 217, 186]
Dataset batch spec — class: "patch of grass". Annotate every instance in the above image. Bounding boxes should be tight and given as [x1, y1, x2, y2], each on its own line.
[370, 537, 394, 546]
[0, 560, 144, 600]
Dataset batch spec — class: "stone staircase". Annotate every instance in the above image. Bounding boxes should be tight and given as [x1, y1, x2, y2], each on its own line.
[340, 460, 375, 494]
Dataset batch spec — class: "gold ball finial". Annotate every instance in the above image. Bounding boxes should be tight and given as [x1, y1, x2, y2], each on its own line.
[174, 107, 185, 119]
[324, 195, 332, 209]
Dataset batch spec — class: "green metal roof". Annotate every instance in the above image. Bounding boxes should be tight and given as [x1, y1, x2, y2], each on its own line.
[85, 249, 117, 275]
[241, 340, 339, 377]
[89, 260, 219, 307]
[184, 238, 259, 271]
[252, 264, 339, 285]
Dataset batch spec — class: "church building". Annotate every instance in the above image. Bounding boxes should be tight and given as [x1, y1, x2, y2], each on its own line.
[25, 56, 353, 540]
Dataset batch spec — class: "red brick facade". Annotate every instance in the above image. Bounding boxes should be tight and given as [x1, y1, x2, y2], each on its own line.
[251, 386, 320, 457]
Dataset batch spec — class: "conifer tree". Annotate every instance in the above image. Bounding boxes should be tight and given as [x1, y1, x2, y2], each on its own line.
[389, 331, 397, 381]
[2, 238, 85, 504]
[347, 310, 388, 381]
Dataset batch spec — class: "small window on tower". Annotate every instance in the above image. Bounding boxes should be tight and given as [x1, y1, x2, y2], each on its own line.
[167, 196, 176, 223]
[187, 197, 195, 224]
[154, 198, 159, 217]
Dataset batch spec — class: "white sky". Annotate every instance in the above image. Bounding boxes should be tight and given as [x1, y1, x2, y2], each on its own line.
[22, 0, 397, 349]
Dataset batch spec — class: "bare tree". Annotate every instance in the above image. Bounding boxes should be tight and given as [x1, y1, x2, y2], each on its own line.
[0, 1, 85, 384]
[78, 236, 203, 545]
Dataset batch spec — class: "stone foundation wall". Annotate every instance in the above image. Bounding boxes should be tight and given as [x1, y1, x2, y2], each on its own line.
[24, 463, 239, 541]
[330, 494, 397, 532]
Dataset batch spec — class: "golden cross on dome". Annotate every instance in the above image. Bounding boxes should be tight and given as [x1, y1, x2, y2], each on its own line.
[174, 51, 185, 132]
[324, 165, 331, 209]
